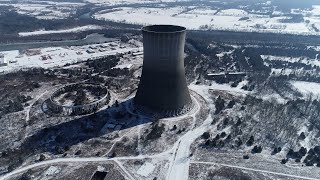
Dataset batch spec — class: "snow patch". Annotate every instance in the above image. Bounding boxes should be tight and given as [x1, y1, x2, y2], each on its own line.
[209, 82, 249, 95]
[261, 55, 320, 67]
[291, 81, 320, 97]
[113, 63, 133, 69]
[19, 25, 104, 37]
[42, 166, 61, 179]
[137, 162, 155, 177]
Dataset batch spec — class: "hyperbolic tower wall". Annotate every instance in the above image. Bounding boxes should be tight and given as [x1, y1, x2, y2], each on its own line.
[134, 25, 192, 115]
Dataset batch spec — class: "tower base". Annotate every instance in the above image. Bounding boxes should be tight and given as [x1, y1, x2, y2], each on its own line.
[133, 97, 195, 119]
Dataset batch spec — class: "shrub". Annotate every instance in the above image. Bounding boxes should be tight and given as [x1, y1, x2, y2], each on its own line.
[227, 100, 236, 108]
[202, 132, 210, 139]
[281, 159, 287, 164]
[39, 154, 46, 161]
[146, 122, 165, 141]
[235, 118, 242, 126]
[246, 136, 254, 146]
[271, 147, 282, 155]
[220, 132, 227, 138]
[75, 150, 81, 155]
[298, 132, 306, 140]
[236, 138, 243, 147]
[251, 145, 262, 154]
[223, 118, 229, 126]
[215, 96, 225, 114]
[171, 125, 177, 131]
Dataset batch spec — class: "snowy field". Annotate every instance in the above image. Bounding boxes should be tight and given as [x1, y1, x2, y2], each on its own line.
[261, 55, 320, 67]
[207, 81, 249, 96]
[18, 25, 105, 37]
[0, 41, 142, 74]
[137, 162, 155, 177]
[291, 81, 320, 97]
[93, 6, 320, 35]
[1, 0, 320, 35]
[0, 0, 85, 19]
[84, 0, 184, 5]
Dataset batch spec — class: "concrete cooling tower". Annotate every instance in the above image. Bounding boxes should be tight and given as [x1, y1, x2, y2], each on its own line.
[134, 25, 193, 117]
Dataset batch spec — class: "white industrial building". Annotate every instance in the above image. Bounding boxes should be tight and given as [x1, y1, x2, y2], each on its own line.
[0, 54, 8, 66]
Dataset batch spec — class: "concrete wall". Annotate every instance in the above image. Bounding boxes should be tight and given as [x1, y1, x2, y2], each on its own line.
[47, 83, 110, 116]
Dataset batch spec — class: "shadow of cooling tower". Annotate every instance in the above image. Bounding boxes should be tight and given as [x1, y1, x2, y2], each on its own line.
[21, 99, 152, 155]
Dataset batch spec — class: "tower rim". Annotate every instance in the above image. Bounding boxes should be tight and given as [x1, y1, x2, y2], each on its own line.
[142, 24, 186, 34]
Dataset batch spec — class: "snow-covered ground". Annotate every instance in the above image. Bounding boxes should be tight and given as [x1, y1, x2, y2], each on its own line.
[84, 0, 182, 6]
[291, 81, 320, 97]
[112, 63, 133, 69]
[93, 6, 320, 35]
[0, 41, 143, 74]
[93, 7, 254, 31]
[1, 0, 320, 35]
[0, 1, 85, 19]
[261, 55, 320, 67]
[208, 81, 249, 96]
[271, 68, 296, 75]
[42, 166, 61, 179]
[18, 25, 104, 37]
[137, 162, 155, 177]
[260, 93, 287, 104]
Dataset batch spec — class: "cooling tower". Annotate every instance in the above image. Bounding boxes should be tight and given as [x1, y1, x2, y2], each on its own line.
[134, 25, 192, 116]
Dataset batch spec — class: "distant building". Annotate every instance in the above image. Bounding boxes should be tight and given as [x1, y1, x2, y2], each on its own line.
[25, 49, 41, 56]
[41, 55, 52, 61]
[86, 49, 95, 54]
[0, 54, 8, 66]
[99, 44, 108, 48]
[99, 49, 107, 52]
[132, 52, 143, 56]
[112, 64, 133, 70]
[9, 59, 17, 63]
[89, 46, 98, 50]
[109, 42, 118, 47]
[206, 72, 246, 82]
[0, 54, 4, 63]
[120, 34, 131, 42]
